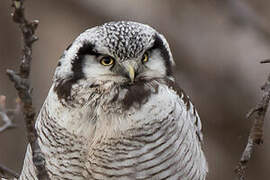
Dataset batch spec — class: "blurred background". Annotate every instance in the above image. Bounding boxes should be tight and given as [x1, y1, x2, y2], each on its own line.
[1, 0, 270, 179]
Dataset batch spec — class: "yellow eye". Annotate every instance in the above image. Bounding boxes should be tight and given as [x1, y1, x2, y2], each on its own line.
[142, 53, 149, 63]
[100, 57, 114, 66]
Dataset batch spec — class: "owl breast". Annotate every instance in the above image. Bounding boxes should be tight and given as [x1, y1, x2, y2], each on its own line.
[20, 80, 207, 180]
[84, 82, 207, 180]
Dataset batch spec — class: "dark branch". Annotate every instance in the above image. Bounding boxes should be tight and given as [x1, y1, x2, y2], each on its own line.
[260, 59, 270, 64]
[0, 164, 19, 179]
[4, 0, 50, 179]
[235, 70, 270, 179]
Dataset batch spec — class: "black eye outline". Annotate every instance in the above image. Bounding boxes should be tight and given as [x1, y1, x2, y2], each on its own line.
[100, 56, 115, 66]
[141, 52, 149, 63]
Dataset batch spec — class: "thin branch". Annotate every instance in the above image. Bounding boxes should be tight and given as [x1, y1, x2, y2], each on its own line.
[260, 59, 270, 64]
[0, 112, 15, 132]
[0, 96, 20, 178]
[5, 0, 49, 179]
[235, 71, 270, 179]
[0, 96, 17, 133]
[0, 164, 19, 179]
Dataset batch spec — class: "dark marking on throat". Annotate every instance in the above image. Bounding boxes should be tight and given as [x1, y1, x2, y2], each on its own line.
[120, 80, 158, 110]
[54, 42, 96, 102]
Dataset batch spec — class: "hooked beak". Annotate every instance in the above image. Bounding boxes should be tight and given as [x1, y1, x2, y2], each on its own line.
[122, 61, 137, 83]
[126, 64, 135, 83]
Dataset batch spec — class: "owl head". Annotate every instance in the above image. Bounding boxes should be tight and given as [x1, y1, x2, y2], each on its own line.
[53, 21, 175, 104]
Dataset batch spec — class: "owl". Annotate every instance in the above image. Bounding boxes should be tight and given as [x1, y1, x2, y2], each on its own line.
[19, 21, 208, 180]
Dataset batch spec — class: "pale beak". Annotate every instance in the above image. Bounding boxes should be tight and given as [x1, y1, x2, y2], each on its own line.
[122, 60, 137, 83]
[126, 64, 135, 83]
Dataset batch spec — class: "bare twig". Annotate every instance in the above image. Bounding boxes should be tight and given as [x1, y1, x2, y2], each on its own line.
[0, 164, 19, 179]
[260, 59, 270, 64]
[2, 0, 50, 179]
[0, 96, 20, 179]
[0, 96, 17, 133]
[0, 111, 15, 132]
[235, 71, 270, 179]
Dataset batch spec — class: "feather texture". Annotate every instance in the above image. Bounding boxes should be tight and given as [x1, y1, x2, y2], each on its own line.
[19, 21, 207, 180]
[20, 79, 207, 180]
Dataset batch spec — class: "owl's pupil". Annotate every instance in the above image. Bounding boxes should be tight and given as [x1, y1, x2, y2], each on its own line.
[103, 58, 111, 64]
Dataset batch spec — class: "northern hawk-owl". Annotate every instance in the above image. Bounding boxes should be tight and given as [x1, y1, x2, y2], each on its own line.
[19, 21, 208, 180]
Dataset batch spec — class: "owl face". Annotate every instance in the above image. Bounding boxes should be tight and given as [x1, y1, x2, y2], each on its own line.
[53, 21, 175, 103]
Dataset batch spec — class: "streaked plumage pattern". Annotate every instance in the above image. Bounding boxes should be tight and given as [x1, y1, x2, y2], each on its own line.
[19, 21, 208, 180]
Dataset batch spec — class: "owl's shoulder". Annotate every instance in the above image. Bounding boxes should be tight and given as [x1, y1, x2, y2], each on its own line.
[161, 79, 204, 142]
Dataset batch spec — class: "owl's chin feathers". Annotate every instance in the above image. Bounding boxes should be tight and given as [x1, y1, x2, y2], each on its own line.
[90, 77, 175, 112]
[51, 75, 176, 136]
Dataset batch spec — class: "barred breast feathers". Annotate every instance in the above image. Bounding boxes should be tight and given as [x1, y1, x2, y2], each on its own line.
[20, 77, 207, 179]
[84, 78, 208, 179]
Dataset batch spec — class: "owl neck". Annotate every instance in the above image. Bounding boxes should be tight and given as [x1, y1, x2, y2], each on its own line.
[41, 79, 176, 140]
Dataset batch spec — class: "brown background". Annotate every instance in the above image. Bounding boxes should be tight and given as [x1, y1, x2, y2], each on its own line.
[1, 0, 270, 179]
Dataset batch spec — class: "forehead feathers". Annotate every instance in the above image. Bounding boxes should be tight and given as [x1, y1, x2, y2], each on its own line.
[72, 21, 156, 61]
[96, 21, 155, 60]
[64, 21, 174, 66]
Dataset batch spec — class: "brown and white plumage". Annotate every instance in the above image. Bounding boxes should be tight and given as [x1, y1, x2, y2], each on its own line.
[19, 21, 208, 180]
